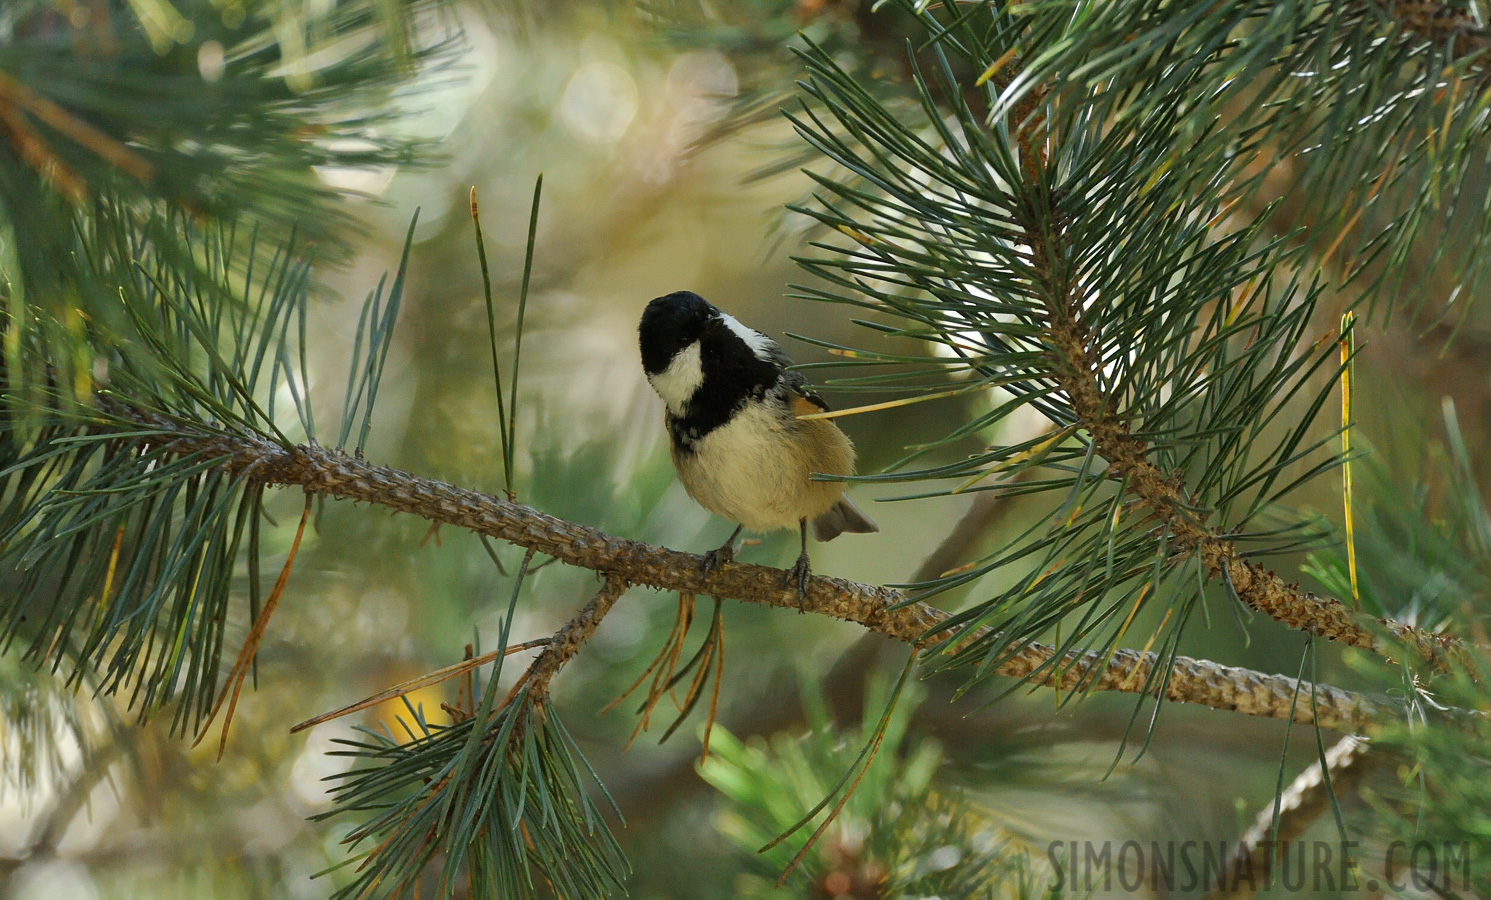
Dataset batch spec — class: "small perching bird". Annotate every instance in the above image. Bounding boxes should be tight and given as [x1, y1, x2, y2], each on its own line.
[638, 291, 878, 603]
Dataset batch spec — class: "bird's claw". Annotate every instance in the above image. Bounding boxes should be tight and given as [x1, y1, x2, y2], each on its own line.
[788, 553, 811, 612]
[701, 543, 734, 576]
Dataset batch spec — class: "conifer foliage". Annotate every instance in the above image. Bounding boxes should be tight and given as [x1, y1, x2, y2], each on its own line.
[1, 0, 1488, 896]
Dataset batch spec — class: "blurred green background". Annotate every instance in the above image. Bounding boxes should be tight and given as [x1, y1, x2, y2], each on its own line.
[2, 3, 1487, 898]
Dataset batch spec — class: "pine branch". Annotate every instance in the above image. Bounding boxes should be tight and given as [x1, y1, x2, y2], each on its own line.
[605, 458, 1042, 821]
[986, 8, 1459, 673]
[1042, 290, 1459, 668]
[127, 417, 1388, 733]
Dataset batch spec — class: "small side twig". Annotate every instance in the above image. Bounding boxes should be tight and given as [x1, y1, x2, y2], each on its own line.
[1207, 735, 1378, 900]
[528, 574, 629, 705]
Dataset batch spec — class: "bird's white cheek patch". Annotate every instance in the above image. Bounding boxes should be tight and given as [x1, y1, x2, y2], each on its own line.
[718, 313, 774, 357]
[648, 340, 703, 414]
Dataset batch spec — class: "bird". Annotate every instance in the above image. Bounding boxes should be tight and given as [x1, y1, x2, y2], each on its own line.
[638, 291, 877, 605]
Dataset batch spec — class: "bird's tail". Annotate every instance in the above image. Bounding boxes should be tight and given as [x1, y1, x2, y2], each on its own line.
[811, 496, 879, 542]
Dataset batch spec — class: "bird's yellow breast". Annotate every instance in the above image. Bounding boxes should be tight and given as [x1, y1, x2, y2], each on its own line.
[669, 404, 855, 533]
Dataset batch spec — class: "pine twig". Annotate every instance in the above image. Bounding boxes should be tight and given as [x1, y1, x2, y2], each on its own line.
[624, 485, 1028, 820]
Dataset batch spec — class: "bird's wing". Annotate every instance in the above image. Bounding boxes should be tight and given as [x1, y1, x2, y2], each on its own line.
[783, 371, 830, 414]
[755, 330, 831, 414]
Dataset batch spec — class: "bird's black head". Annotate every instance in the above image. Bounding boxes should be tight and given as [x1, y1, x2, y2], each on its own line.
[639, 291, 717, 376]
[639, 290, 785, 444]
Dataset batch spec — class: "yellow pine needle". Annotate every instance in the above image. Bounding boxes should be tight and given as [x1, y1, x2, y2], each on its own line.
[290, 638, 552, 734]
[1225, 279, 1257, 327]
[1308, 328, 1337, 354]
[976, 46, 1021, 86]
[937, 559, 982, 578]
[61, 525, 127, 667]
[795, 385, 977, 420]
[1340, 313, 1359, 609]
[1320, 205, 1365, 271]
[98, 524, 125, 613]
[1091, 584, 1153, 692]
[953, 467, 997, 495]
[1137, 607, 1174, 662]
[952, 423, 1069, 493]
[1205, 196, 1242, 231]
[1141, 156, 1176, 194]
[1124, 606, 1175, 694]
[1029, 559, 1063, 590]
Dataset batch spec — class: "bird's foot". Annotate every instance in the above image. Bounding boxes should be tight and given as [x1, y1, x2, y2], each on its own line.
[787, 552, 811, 612]
[700, 542, 735, 576]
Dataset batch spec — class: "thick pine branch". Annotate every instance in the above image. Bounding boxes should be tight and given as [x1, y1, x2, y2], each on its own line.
[139, 420, 1384, 732]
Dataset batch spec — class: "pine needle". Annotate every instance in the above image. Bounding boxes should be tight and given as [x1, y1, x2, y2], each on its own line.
[290, 638, 552, 734]
[794, 385, 979, 420]
[196, 492, 312, 759]
[1340, 312, 1359, 609]
[767, 651, 918, 886]
[471, 187, 510, 494]
[600, 593, 693, 716]
[701, 603, 725, 763]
